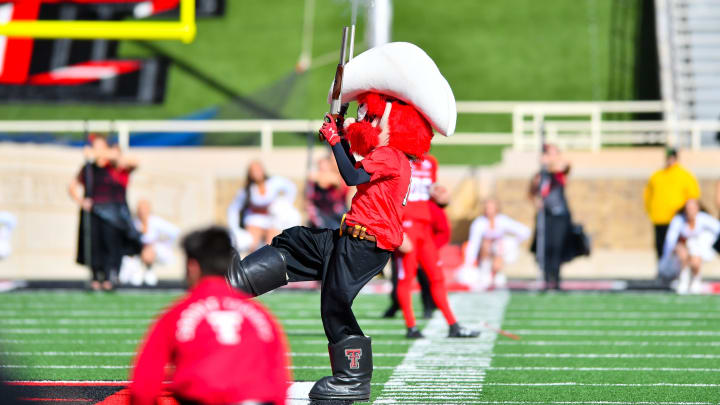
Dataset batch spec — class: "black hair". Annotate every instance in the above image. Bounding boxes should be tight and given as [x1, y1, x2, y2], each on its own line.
[181, 226, 234, 277]
[675, 199, 708, 219]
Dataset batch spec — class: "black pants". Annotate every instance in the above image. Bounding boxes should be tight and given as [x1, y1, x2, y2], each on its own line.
[77, 212, 123, 282]
[540, 213, 571, 286]
[271, 226, 391, 344]
[654, 224, 669, 259]
[387, 257, 434, 313]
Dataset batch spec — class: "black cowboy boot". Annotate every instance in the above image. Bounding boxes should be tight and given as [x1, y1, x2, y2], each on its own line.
[448, 323, 480, 338]
[226, 245, 288, 296]
[309, 335, 373, 401]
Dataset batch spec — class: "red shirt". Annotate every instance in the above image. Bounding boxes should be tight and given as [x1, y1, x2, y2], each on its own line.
[77, 163, 131, 204]
[346, 146, 411, 251]
[403, 155, 438, 223]
[130, 276, 290, 405]
[429, 201, 451, 248]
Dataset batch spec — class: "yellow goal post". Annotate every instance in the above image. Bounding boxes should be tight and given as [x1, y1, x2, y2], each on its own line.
[0, 0, 196, 43]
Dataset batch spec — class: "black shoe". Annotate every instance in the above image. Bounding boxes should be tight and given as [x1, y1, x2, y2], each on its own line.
[382, 305, 398, 319]
[422, 308, 434, 319]
[406, 326, 424, 339]
[448, 323, 480, 338]
[309, 335, 372, 401]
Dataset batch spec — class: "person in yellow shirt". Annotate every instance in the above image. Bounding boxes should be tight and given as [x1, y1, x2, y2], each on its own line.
[644, 148, 700, 259]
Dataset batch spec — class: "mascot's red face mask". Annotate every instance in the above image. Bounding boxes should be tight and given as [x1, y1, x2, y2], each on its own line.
[344, 92, 434, 159]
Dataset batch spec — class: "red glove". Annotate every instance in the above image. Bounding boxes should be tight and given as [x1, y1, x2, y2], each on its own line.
[319, 114, 341, 146]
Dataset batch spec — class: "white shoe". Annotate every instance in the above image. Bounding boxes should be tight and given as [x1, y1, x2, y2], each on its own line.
[494, 272, 507, 289]
[144, 270, 158, 287]
[477, 261, 493, 291]
[689, 276, 702, 294]
[130, 270, 144, 287]
[676, 268, 690, 295]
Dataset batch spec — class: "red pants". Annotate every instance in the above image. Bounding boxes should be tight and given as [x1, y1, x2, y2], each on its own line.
[396, 220, 457, 328]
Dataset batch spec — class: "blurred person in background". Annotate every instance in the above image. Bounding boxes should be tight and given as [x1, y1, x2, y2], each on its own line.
[68, 134, 141, 292]
[394, 153, 478, 339]
[227, 160, 299, 252]
[460, 198, 530, 291]
[644, 148, 700, 261]
[119, 199, 180, 286]
[0, 211, 17, 260]
[381, 199, 447, 320]
[306, 155, 349, 229]
[529, 144, 572, 290]
[715, 180, 720, 254]
[130, 226, 290, 405]
[660, 199, 720, 294]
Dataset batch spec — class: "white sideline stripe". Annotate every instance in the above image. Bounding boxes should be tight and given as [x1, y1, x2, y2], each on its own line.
[496, 353, 720, 359]
[501, 319, 711, 327]
[496, 340, 720, 347]
[488, 366, 720, 372]
[375, 290, 510, 403]
[484, 382, 720, 387]
[508, 329, 720, 336]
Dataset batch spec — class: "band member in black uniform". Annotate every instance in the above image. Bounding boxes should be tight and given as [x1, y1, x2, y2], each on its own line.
[69, 134, 141, 291]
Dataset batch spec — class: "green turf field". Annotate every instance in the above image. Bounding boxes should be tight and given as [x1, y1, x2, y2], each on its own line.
[2, 290, 718, 403]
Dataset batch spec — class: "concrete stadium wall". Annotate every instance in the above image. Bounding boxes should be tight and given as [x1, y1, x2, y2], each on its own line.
[1, 144, 719, 281]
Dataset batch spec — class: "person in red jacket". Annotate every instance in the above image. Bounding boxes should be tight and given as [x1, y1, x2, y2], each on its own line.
[395, 154, 479, 339]
[130, 227, 290, 405]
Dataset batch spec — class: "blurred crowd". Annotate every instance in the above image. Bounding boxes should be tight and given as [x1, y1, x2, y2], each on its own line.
[0, 138, 717, 296]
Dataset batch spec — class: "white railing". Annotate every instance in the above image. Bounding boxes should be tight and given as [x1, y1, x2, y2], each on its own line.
[1, 101, 719, 151]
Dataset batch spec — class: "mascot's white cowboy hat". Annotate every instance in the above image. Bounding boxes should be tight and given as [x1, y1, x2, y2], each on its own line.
[328, 42, 457, 136]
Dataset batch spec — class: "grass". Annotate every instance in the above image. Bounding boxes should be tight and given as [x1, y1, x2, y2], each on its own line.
[4, 289, 718, 403]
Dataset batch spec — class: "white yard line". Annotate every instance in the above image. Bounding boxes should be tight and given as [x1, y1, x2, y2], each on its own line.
[488, 366, 720, 372]
[484, 382, 720, 387]
[501, 320, 711, 327]
[495, 353, 720, 359]
[0, 339, 140, 345]
[374, 291, 510, 404]
[508, 304, 720, 312]
[508, 330, 720, 337]
[458, 401, 716, 405]
[496, 340, 720, 347]
[505, 311, 720, 319]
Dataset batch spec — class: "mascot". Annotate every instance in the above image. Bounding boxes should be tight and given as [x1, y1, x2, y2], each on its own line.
[226, 42, 468, 401]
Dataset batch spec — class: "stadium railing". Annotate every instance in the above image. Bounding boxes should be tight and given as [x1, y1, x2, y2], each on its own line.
[1, 101, 719, 151]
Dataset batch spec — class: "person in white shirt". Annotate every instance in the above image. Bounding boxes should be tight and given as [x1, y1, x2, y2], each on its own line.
[0, 211, 17, 260]
[460, 198, 531, 290]
[119, 199, 180, 286]
[660, 198, 720, 294]
[227, 161, 300, 252]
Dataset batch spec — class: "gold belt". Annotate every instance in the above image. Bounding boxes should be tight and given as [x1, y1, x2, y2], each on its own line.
[339, 214, 376, 242]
